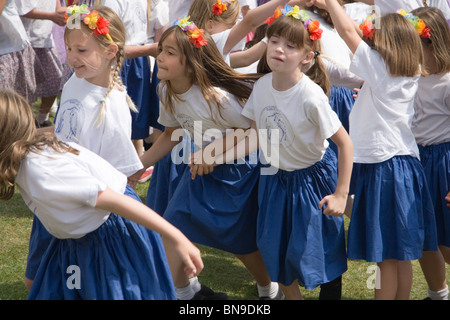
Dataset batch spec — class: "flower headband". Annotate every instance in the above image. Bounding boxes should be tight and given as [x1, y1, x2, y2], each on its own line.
[212, 0, 236, 16]
[175, 16, 208, 48]
[397, 9, 431, 39]
[65, 5, 114, 42]
[359, 10, 431, 40]
[265, 5, 323, 41]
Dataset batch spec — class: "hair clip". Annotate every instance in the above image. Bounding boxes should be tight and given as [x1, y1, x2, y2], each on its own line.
[265, 5, 323, 41]
[65, 5, 114, 42]
[212, 0, 236, 16]
[359, 14, 376, 40]
[397, 9, 431, 39]
[175, 16, 208, 48]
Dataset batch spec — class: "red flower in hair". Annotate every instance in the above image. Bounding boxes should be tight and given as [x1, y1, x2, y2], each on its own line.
[359, 20, 375, 40]
[307, 20, 323, 40]
[94, 16, 110, 36]
[421, 27, 431, 39]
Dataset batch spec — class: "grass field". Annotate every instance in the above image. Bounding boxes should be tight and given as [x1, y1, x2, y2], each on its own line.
[1, 179, 448, 300]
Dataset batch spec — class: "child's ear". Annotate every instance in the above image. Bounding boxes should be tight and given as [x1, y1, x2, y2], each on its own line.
[299, 50, 315, 71]
[105, 43, 119, 60]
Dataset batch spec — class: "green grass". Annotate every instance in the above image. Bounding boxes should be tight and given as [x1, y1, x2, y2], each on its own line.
[1, 181, 448, 300]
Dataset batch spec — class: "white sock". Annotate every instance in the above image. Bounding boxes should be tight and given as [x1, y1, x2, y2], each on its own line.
[257, 282, 279, 299]
[36, 112, 49, 124]
[428, 285, 449, 300]
[175, 283, 195, 300]
[189, 276, 202, 293]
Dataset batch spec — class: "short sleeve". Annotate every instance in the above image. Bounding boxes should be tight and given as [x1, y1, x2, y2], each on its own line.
[349, 41, 387, 91]
[241, 89, 257, 122]
[19, 156, 107, 209]
[306, 96, 342, 140]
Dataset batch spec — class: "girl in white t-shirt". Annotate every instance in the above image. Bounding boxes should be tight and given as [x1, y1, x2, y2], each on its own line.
[16, 0, 66, 127]
[0, 0, 37, 103]
[0, 89, 203, 300]
[25, 5, 145, 291]
[411, 7, 450, 301]
[225, 6, 353, 300]
[137, 19, 283, 300]
[323, 0, 438, 300]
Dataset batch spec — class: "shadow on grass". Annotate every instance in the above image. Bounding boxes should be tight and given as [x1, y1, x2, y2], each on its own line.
[0, 192, 32, 219]
[0, 281, 28, 300]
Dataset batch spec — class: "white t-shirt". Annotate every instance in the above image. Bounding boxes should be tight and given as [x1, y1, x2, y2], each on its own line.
[242, 73, 342, 171]
[102, 0, 148, 45]
[412, 72, 450, 146]
[212, 29, 233, 65]
[349, 41, 420, 163]
[16, 142, 127, 239]
[158, 84, 251, 149]
[375, 0, 450, 21]
[15, 0, 55, 48]
[307, 10, 352, 68]
[55, 75, 143, 177]
[167, 0, 193, 25]
[0, 0, 29, 55]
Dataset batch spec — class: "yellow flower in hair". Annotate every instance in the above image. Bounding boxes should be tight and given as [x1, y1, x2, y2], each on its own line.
[83, 11, 100, 30]
[285, 5, 301, 19]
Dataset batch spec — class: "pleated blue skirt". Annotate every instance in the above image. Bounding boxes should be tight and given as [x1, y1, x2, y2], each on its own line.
[348, 155, 438, 262]
[328, 86, 354, 155]
[146, 139, 189, 216]
[256, 149, 347, 289]
[418, 141, 450, 247]
[121, 56, 152, 140]
[27, 185, 176, 300]
[163, 151, 260, 255]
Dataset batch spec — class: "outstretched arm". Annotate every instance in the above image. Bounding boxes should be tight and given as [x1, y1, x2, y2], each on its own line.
[95, 187, 204, 277]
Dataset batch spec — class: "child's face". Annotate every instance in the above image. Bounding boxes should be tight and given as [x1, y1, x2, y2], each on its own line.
[66, 29, 115, 87]
[266, 35, 310, 74]
[157, 33, 192, 92]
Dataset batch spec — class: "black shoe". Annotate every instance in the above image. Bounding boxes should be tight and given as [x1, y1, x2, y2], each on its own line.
[319, 276, 342, 300]
[191, 285, 228, 300]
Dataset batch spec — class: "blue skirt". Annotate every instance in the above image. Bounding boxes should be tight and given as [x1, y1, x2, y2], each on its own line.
[121, 57, 152, 140]
[256, 149, 347, 289]
[418, 141, 450, 247]
[328, 86, 354, 155]
[27, 185, 176, 300]
[348, 155, 438, 262]
[146, 139, 189, 216]
[163, 152, 260, 255]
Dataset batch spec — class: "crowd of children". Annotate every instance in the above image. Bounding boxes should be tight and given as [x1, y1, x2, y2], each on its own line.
[0, 0, 449, 300]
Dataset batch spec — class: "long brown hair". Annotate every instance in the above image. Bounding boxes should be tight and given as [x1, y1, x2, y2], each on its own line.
[257, 16, 331, 96]
[412, 7, 450, 74]
[157, 25, 261, 122]
[0, 90, 79, 201]
[367, 13, 425, 77]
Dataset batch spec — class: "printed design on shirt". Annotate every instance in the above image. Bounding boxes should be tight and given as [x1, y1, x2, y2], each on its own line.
[130, 1, 147, 34]
[55, 99, 84, 143]
[176, 113, 195, 139]
[259, 105, 294, 148]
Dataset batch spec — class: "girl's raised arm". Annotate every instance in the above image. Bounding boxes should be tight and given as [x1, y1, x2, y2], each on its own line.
[224, 0, 291, 55]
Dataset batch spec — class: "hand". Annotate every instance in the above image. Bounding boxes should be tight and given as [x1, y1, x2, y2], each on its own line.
[163, 232, 204, 277]
[306, 0, 327, 10]
[446, 191, 450, 209]
[127, 168, 145, 189]
[189, 150, 216, 180]
[318, 192, 348, 217]
[52, 7, 67, 26]
[352, 87, 360, 99]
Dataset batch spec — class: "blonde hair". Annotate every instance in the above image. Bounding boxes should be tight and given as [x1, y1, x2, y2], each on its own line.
[157, 25, 260, 123]
[0, 90, 79, 201]
[188, 0, 241, 29]
[411, 7, 450, 74]
[368, 13, 425, 77]
[257, 16, 331, 96]
[64, 5, 137, 126]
